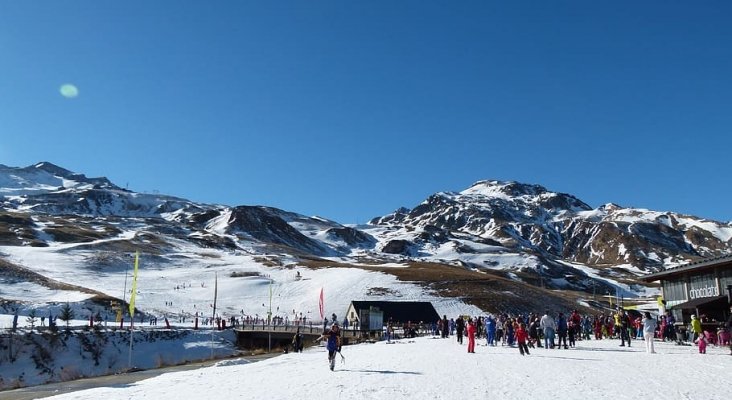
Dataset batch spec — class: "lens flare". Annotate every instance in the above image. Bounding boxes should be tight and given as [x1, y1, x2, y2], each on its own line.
[59, 84, 79, 98]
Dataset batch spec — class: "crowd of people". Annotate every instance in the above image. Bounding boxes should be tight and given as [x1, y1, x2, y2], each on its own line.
[430, 305, 732, 356]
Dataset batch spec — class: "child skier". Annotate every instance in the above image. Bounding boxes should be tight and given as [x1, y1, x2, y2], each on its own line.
[697, 333, 707, 354]
[515, 323, 530, 356]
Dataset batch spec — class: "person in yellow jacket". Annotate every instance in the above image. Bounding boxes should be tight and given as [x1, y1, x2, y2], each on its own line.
[690, 315, 703, 343]
[613, 311, 622, 338]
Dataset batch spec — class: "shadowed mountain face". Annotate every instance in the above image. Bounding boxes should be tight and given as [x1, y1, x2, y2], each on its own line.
[225, 206, 329, 256]
[1, 163, 730, 299]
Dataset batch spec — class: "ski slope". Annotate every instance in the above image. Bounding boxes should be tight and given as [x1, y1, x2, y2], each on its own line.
[43, 334, 732, 400]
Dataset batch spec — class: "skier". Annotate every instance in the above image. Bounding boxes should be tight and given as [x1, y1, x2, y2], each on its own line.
[528, 317, 541, 348]
[665, 310, 676, 341]
[540, 310, 556, 349]
[515, 323, 530, 356]
[292, 328, 304, 353]
[557, 313, 568, 349]
[466, 318, 476, 353]
[690, 315, 702, 343]
[642, 312, 657, 354]
[618, 309, 632, 347]
[486, 315, 497, 346]
[570, 310, 581, 340]
[455, 316, 465, 345]
[316, 322, 342, 371]
[505, 318, 515, 347]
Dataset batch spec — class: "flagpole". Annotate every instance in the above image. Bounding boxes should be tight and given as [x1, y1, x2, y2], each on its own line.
[210, 271, 217, 360]
[268, 278, 272, 353]
[128, 320, 134, 368]
[128, 251, 139, 369]
[123, 265, 129, 303]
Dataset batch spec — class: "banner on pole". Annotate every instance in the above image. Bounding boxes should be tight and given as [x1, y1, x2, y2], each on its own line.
[318, 288, 324, 320]
[128, 251, 139, 318]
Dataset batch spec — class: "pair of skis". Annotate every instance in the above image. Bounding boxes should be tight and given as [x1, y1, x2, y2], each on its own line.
[329, 351, 345, 371]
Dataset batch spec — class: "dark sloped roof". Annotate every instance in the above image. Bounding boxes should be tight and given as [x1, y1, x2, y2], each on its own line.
[640, 254, 732, 282]
[350, 301, 440, 324]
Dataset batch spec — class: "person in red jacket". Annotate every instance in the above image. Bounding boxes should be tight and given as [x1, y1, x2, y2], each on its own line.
[570, 310, 582, 340]
[593, 315, 603, 340]
[516, 323, 530, 355]
[467, 318, 476, 353]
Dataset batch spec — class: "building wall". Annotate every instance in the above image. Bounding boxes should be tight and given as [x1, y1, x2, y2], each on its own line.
[662, 278, 687, 307]
[720, 267, 732, 296]
[659, 265, 731, 323]
[661, 267, 730, 305]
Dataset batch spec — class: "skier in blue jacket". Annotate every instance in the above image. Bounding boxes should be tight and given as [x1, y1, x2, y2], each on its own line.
[486, 315, 497, 346]
[317, 322, 342, 371]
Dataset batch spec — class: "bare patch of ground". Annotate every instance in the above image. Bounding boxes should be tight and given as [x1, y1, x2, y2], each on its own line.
[299, 259, 601, 314]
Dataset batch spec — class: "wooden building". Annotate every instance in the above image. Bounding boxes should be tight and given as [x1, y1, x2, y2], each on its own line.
[641, 255, 732, 325]
[345, 301, 440, 330]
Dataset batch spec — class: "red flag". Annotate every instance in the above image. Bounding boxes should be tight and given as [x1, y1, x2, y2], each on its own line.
[318, 288, 324, 320]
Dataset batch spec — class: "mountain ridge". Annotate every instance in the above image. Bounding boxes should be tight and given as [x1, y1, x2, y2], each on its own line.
[1, 161, 731, 316]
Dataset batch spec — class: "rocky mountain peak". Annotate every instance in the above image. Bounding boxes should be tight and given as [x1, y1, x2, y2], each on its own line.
[462, 180, 547, 198]
[3, 161, 120, 193]
[459, 180, 591, 212]
[32, 161, 74, 176]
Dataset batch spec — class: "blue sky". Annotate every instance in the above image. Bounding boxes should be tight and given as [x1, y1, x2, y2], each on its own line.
[1, 1, 730, 223]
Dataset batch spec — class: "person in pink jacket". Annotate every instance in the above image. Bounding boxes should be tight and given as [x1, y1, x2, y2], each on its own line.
[698, 334, 707, 354]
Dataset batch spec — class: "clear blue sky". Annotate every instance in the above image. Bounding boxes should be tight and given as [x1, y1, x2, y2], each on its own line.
[1, 1, 730, 223]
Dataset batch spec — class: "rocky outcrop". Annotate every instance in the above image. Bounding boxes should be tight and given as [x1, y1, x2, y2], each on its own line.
[226, 206, 328, 255]
[381, 239, 414, 256]
[325, 227, 375, 248]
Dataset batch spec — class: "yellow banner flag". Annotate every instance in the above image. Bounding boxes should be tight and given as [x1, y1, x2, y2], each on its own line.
[129, 251, 139, 318]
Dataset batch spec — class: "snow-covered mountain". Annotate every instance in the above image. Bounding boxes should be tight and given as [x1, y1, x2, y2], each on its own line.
[369, 180, 732, 271]
[1, 162, 731, 318]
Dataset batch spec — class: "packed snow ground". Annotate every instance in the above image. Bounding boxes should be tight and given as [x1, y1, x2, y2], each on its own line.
[43, 334, 731, 400]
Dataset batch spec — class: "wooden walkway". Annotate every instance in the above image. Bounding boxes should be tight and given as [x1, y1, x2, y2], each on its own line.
[234, 324, 379, 350]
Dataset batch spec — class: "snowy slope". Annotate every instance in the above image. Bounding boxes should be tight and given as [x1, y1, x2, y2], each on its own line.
[41, 335, 732, 400]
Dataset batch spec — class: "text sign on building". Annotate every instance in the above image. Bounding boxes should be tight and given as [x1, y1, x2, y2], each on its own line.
[688, 285, 719, 299]
[688, 274, 719, 300]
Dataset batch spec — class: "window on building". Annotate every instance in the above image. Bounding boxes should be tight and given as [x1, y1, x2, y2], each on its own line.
[719, 267, 732, 294]
[662, 279, 686, 303]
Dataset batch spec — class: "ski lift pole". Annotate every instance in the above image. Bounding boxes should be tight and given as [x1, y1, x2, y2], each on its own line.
[128, 315, 134, 368]
[211, 271, 218, 360]
[268, 278, 272, 353]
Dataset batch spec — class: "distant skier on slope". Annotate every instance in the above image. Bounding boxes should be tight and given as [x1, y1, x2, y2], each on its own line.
[292, 328, 304, 353]
[316, 322, 342, 371]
